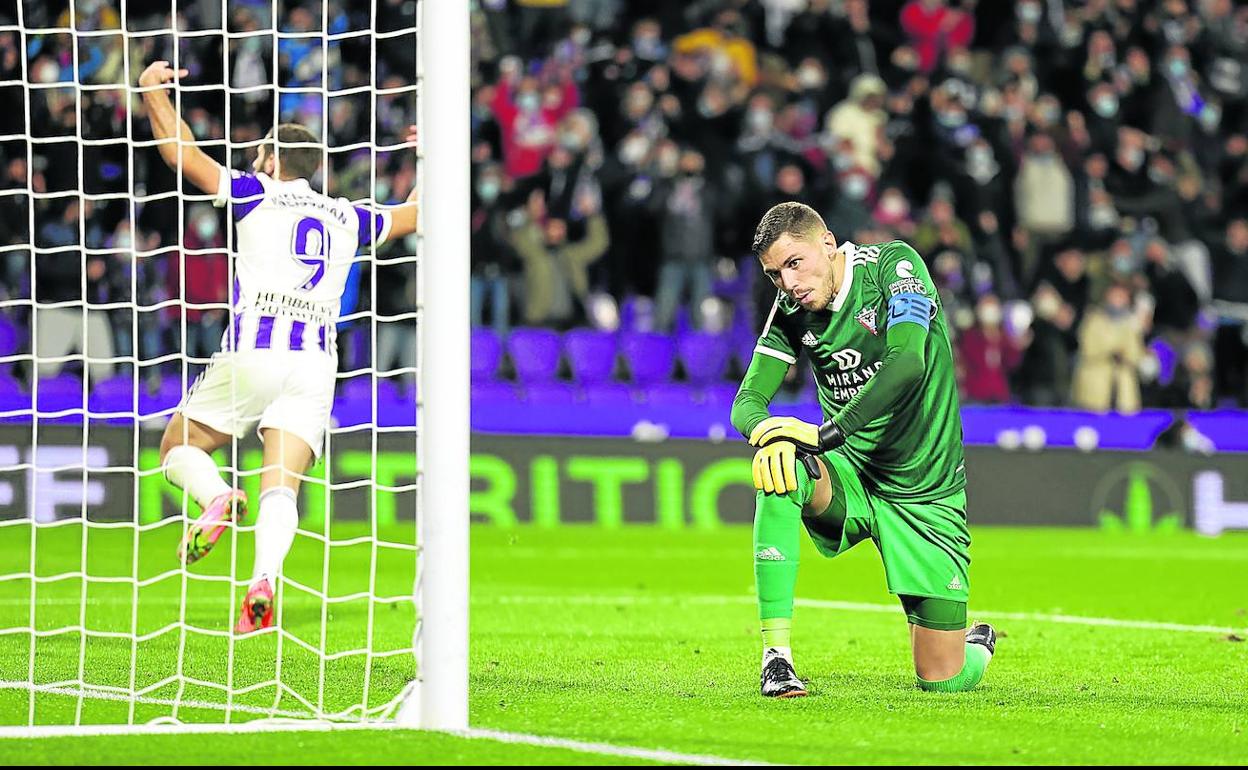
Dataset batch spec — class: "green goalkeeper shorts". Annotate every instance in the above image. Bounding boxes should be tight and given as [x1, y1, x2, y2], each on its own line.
[802, 450, 971, 606]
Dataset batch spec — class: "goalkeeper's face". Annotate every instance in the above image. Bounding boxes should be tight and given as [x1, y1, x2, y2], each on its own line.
[759, 230, 838, 311]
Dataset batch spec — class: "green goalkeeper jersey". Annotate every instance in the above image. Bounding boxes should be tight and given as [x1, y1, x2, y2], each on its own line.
[732, 240, 966, 502]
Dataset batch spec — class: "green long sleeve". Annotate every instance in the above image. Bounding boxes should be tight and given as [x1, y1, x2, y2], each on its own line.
[832, 321, 927, 437]
[730, 351, 790, 439]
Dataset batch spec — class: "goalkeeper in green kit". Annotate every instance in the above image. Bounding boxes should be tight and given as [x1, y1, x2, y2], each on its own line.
[732, 202, 996, 697]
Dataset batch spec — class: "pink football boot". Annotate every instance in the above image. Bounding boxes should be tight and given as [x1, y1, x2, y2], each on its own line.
[177, 489, 247, 565]
[234, 578, 275, 634]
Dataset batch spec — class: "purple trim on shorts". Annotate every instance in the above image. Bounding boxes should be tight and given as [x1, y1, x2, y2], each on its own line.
[255, 315, 275, 349]
[289, 320, 306, 351]
[231, 313, 242, 350]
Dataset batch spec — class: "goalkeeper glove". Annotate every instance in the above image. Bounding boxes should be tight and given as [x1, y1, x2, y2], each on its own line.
[748, 416, 846, 454]
[752, 440, 801, 494]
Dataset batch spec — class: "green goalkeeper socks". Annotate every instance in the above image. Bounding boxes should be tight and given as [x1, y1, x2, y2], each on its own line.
[915, 643, 992, 692]
[754, 461, 815, 626]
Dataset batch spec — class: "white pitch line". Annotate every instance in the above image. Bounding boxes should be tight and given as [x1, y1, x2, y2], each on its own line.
[451, 728, 779, 766]
[0, 681, 313, 719]
[0, 718, 777, 765]
[493, 593, 1248, 635]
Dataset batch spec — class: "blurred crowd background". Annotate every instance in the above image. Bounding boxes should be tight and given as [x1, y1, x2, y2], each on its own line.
[2, 0, 1248, 415]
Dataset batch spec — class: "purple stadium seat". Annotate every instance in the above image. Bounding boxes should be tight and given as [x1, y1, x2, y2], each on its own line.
[333, 377, 408, 428]
[89, 376, 136, 422]
[564, 329, 618, 385]
[703, 383, 739, 410]
[522, 381, 580, 404]
[508, 328, 562, 384]
[678, 331, 731, 386]
[36, 375, 84, 423]
[732, 330, 758, 372]
[642, 382, 698, 407]
[139, 376, 183, 419]
[583, 383, 633, 408]
[0, 374, 28, 421]
[619, 296, 655, 332]
[472, 380, 518, 405]
[1149, 338, 1177, 386]
[621, 333, 676, 386]
[0, 314, 18, 358]
[471, 328, 503, 383]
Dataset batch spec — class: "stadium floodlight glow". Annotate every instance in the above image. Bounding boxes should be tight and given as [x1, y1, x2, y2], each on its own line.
[0, 0, 467, 735]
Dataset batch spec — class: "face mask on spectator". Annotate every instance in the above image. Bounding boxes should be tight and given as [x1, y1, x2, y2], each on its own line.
[1148, 165, 1174, 185]
[842, 175, 870, 200]
[115, 232, 132, 249]
[1018, 3, 1042, 23]
[1199, 104, 1221, 131]
[517, 91, 540, 112]
[937, 109, 967, 128]
[1034, 291, 1061, 320]
[832, 153, 854, 172]
[978, 302, 1003, 326]
[477, 179, 500, 203]
[1167, 59, 1188, 78]
[634, 34, 664, 60]
[1037, 104, 1059, 124]
[657, 149, 679, 176]
[619, 136, 648, 165]
[571, 28, 591, 46]
[1120, 147, 1144, 170]
[196, 218, 218, 240]
[1112, 254, 1134, 273]
[747, 108, 773, 134]
[798, 66, 824, 90]
[1093, 95, 1118, 118]
[559, 130, 582, 151]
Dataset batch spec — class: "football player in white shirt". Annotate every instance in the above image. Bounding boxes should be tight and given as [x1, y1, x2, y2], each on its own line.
[139, 60, 420, 633]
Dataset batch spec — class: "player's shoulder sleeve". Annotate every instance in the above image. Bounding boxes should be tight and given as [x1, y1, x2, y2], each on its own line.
[213, 169, 266, 221]
[873, 240, 938, 332]
[754, 292, 800, 366]
[353, 204, 393, 249]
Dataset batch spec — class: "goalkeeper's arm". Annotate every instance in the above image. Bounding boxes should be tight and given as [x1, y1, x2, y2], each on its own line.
[746, 321, 928, 454]
[138, 61, 223, 196]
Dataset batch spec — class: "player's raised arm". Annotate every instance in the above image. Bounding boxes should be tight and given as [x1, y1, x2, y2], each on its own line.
[137, 61, 223, 196]
[368, 124, 420, 244]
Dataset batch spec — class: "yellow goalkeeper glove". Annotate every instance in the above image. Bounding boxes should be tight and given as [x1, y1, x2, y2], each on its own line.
[752, 440, 801, 494]
[749, 416, 825, 453]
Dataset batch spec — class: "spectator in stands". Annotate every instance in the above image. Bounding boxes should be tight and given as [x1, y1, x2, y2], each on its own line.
[169, 205, 230, 363]
[510, 189, 608, 328]
[899, 0, 974, 74]
[1142, 238, 1199, 340]
[823, 74, 889, 179]
[1018, 283, 1077, 406]
[653, 149, 717, 332]
[1211, 218, 1248, 404]
[1072, 281, 1146, 413]
[1014, 132, 1074, 284]
[33, 200, 115, 383]
[470, 162, 516, 337]
[957, 293, 1023, 404]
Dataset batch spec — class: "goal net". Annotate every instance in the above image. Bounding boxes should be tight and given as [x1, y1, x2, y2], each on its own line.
[0, 0, 467, 732]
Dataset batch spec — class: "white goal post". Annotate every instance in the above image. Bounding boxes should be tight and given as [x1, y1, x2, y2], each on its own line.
[0, 0, 468, 733]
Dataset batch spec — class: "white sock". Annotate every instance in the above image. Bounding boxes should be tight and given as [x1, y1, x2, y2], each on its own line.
[252, 487, 299, 584]
[163, 445, 231, 510]
[763, 646, 793, 667]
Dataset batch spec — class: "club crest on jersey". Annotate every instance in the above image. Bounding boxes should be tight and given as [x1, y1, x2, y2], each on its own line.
[856, 306, 878, 335]
[801, 330, 819, 347]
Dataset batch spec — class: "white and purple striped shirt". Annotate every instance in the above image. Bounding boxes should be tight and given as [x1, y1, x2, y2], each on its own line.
[213, 170, 392, 355]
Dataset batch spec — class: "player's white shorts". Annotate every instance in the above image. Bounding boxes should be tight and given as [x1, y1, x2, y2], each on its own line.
[178, 349, 336, 458]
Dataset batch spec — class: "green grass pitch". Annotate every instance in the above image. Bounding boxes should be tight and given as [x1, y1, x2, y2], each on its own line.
[0, 522, 1244, 764]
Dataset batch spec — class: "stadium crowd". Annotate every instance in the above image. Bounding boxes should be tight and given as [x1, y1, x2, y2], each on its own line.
[1, 0, 1248, 414]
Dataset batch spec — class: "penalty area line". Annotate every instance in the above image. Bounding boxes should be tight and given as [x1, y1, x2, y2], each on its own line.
[492, 593, 1246, 635]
